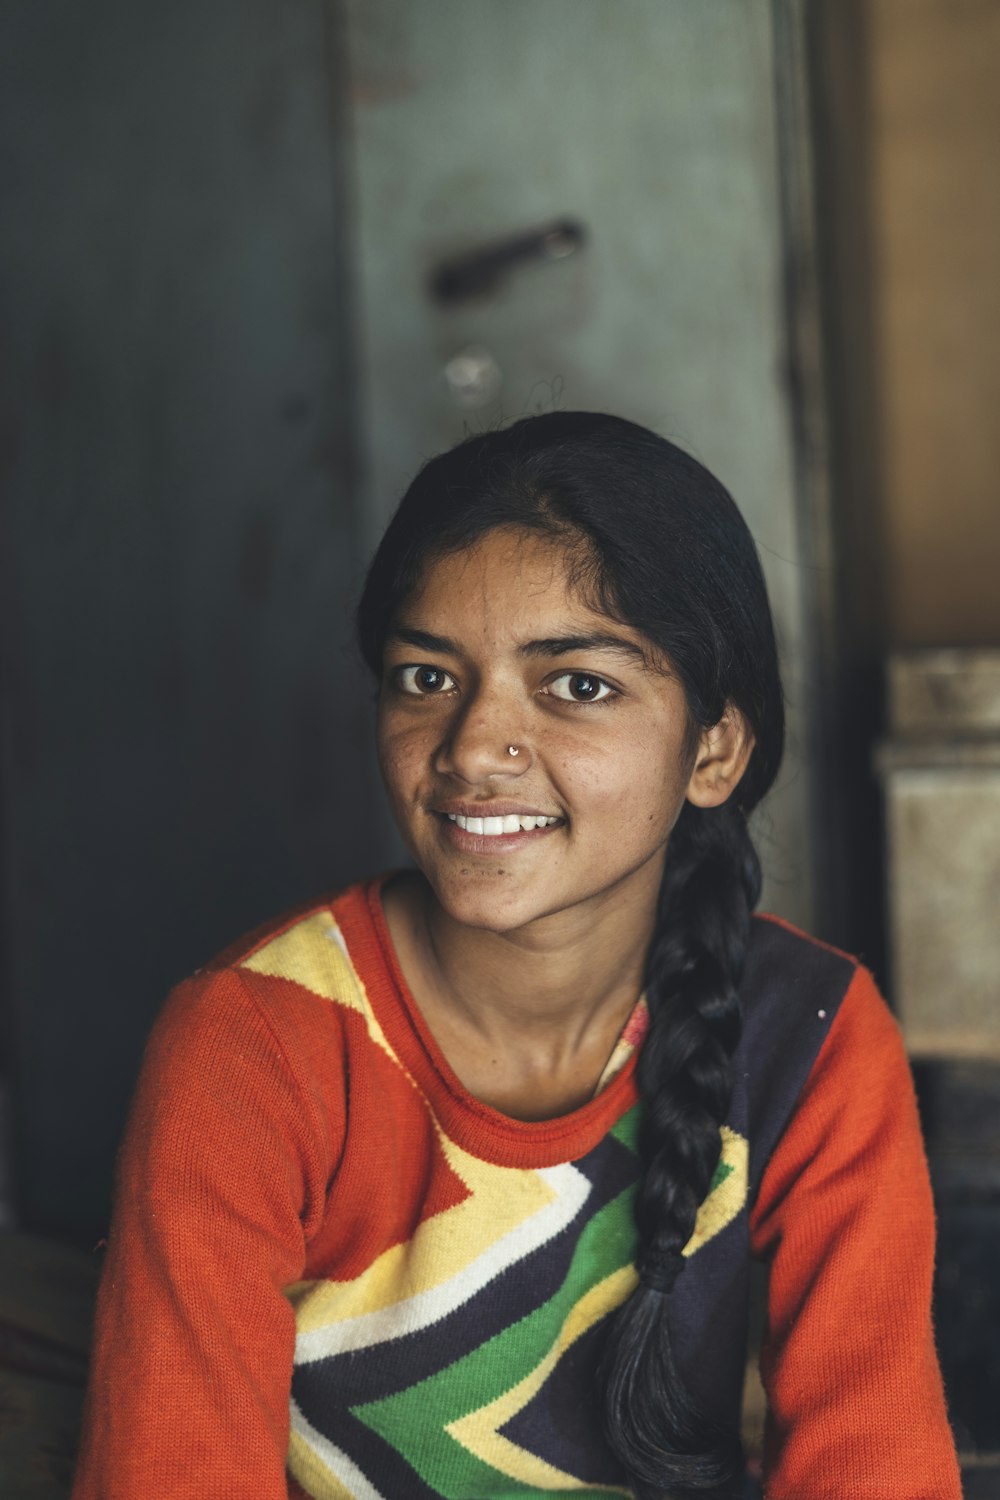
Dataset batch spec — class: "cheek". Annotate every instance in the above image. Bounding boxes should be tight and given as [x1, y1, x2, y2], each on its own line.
[545, 733, 614, 802]
[549, 730, 662, 812]
[566, 726, 690, 826]
[376, 716, 415, 795]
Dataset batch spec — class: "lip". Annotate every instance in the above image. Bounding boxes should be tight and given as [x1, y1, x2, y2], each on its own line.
[432, 799, 564, 821]
[428, 800, 565, 856]
[437, 817, 561, 855]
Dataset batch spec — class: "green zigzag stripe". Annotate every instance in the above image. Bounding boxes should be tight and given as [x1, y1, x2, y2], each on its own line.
[352, 1179, 639, 1497]
[711, 1157, 733, 1191]
[351, 1106, 735, 1497]
[608, 1104, 638, 1154]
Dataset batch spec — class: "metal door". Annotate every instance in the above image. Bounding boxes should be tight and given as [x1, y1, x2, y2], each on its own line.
[342, 0, 821, 930]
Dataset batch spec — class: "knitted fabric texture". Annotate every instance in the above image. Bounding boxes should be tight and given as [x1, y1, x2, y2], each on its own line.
[72, 880, 961, 1499]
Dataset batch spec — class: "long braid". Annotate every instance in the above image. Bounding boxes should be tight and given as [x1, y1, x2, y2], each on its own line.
[601, 800, 761, 1498]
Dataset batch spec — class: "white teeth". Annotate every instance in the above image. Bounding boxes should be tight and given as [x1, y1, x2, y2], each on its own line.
[446, 813, 559, 835]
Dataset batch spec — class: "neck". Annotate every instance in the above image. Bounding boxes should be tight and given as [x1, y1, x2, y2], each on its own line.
[394, 866, 661, 1052]
[382, 866, 665, 1119]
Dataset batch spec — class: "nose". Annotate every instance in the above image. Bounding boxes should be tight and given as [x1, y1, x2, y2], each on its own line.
[433, 686, 531, 784]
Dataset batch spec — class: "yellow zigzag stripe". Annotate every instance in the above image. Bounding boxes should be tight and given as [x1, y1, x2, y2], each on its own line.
[441, 1130, 746, 1492]
[240, 910, 398, 1064]
[445, 1267, 637, 1493]
[686, 1125, 748, 1256]
[248, 911, 747, 1343]
[244, 913, 569, 1335]
[286, 1417, 364, 1500]
[289, 1134, 558, 1331]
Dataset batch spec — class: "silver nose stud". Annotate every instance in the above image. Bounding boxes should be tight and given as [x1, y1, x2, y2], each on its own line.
[507, 744, 520, 757]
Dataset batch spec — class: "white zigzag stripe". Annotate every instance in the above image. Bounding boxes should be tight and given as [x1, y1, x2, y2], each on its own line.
[294, 1163, 591, 1366]
[290, 1396, 387, 1499]
[326, 925, 353, 960]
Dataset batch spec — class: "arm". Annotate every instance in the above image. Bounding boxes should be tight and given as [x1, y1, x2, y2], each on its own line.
[749, 965, 961, 1499]
[73, 968, 338, 1500]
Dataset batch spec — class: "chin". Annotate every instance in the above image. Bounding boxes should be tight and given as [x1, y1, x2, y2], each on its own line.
[427, 867, 554, 935]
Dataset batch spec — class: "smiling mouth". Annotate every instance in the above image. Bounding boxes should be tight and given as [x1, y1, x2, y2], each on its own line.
[445, 812, 562, 836]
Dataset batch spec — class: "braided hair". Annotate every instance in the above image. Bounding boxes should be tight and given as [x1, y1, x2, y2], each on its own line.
[357, 412, 784, 1498]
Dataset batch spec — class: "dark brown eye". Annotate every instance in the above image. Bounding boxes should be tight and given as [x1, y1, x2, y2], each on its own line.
[547, 672, 613, 703]
[396, 665, 455, 695]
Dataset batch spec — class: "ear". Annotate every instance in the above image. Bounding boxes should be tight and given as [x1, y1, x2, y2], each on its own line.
[684, 707, 755, 809]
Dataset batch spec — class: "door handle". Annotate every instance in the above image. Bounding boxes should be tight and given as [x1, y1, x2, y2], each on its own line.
[428, 218, 586, 305]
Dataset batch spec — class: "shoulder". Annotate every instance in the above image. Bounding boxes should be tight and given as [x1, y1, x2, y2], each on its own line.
[147, 879, 389, 1092]
[742, 913, 880, 1052]
[200, 879, 376, 975]
[745, 913, 858, 1008]
[740, 915, 892, 1191]
[748, 931, 928, 1256]
[125, 881, 392, 1195]
[744, 913, 896, 1050]
[184, 877, 383, 1010]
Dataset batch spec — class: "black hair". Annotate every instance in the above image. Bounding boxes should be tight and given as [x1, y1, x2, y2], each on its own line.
[357, 411, 784, 1498]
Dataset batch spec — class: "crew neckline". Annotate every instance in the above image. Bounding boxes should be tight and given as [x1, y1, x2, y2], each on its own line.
[329, 876, 641, 1168]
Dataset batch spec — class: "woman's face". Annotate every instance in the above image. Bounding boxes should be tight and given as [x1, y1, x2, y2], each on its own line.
[376, 527, 737, 939]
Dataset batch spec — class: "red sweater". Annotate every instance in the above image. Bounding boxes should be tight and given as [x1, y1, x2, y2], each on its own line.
[73, 881, 961, 1498]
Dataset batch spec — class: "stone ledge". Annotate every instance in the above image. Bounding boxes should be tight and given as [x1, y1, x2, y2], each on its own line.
[889, 649, 1000, 736]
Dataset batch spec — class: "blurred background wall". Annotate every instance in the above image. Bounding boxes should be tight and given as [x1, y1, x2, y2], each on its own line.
[817, 0, 1000, 646]
[867, 0, 1000, 647]
[814, 3, 1000, 1476]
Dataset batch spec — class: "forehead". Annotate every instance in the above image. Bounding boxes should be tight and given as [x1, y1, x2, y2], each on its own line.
[402, 528, 608, 631]
[390, 528, 668, 676]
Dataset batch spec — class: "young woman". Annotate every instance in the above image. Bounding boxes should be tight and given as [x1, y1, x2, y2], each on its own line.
[74, 413, 961, 1499]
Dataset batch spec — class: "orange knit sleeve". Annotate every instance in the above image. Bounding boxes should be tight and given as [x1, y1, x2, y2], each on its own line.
[749, 964, 961, 1498]
[72, 968, 340, 1500]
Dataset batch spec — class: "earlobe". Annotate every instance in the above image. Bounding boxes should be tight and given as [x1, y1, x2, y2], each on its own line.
[685, 709, 755, 809]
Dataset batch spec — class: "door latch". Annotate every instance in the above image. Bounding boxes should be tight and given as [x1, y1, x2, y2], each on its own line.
[428, 218, 586, 305]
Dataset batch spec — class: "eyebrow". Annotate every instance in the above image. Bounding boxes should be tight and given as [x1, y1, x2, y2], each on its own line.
[386, 625, 648, 665]
[386, 627, 460, 655]
[519, 633, 647, 664]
